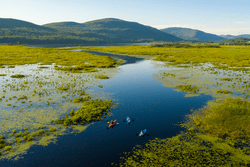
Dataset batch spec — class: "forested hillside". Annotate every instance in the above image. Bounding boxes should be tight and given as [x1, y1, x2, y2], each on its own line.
[160, 27, 225, 41]
[0, 18, 181, 45]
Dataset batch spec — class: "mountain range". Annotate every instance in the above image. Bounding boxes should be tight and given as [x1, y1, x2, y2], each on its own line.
[160, 27, 225, 41]
[0, 18, 249, 45]
[219, 34, 250, 39]
[0, 18, 181, 45]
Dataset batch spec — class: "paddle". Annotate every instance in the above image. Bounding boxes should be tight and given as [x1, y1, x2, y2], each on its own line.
[107, 122, 119, 124]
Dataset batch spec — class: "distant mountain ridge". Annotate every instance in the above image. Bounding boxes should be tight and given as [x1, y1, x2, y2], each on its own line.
[220, 34, 250, 39]
[0, 18, 181, 45]
[0, 18, 53, 31]
[160, 27, 225, 41]
[43, 18, 181, 42]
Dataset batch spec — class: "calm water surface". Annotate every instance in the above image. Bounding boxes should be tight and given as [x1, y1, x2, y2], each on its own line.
[1, 59, 214, 167]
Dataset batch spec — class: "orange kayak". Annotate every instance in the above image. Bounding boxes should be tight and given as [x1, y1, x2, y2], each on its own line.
[109, 120, 117, 128]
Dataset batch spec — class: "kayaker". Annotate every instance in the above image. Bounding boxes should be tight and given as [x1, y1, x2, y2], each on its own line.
[140, 130, 142, 134]
[111, 120, 114, 124]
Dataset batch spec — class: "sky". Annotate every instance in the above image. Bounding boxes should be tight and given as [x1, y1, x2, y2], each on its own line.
[1, 0, 250, 35]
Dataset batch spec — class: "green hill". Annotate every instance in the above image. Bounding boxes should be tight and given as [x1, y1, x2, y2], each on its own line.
[0, 18, 53, 30]
[0, 18, 181, 45]
[43, 18, 182, 43]
[160, 27, 225, 41]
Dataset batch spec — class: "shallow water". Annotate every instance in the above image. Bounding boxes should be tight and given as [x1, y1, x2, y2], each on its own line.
[0, 57, 216, 166]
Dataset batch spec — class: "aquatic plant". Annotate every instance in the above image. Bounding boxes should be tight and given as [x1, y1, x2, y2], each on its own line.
[7, 66, 15, 68]
[175, 84, 199, 93]
[14, 138, 21, 144]
[50, 128, 56, 132]
[15, 131, 22, 137]
[0, 74, 7, 76]
[57, 99, 117, 126]
[96, 74, 109, 79]
[73, 95, 91, 103]
[36, 130, 45, 136]
[57, 86, 69, 91]
[161, 72, 176, 77]
[79, 90, 85, 96]
[216, 90, 233, 94]
[220, 78, 233, 81]
[10, 74, 25, 78]
[5, 146, 11, 151]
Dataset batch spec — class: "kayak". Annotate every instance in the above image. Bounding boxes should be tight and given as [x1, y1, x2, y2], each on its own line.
[126, 116, 131, 123]
[109, 120, 117, 128]
[138, 129, 147, 137]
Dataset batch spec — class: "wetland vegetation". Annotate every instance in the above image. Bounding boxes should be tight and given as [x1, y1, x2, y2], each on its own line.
[80, 43, 250, 166]
[1, 43, 250, 166]
[82, 44, 250, 69]
[0, 45, 120, 161]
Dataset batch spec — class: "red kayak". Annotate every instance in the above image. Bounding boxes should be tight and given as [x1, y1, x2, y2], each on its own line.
[109, 120, 117, 128]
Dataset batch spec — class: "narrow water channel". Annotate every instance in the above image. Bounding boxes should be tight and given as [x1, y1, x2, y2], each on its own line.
[0, 53, 214, 167]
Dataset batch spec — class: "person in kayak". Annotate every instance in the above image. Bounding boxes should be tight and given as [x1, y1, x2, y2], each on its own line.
[140, 130, 143, 135]
[111, 120, 114, 124]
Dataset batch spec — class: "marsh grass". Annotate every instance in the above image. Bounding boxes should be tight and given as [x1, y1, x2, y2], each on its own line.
[83, 45, 250, 71]
[119, 131, 249, 166]
[187, 98, 250, 140]
[116, 59, 124, 66]
[0, 45, 117, 71]
[150, 43, 221, 48]
[57, 99, 117, 126]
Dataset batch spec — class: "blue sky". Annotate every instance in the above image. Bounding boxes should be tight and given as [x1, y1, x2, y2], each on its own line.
[1, 0, 250, 35]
